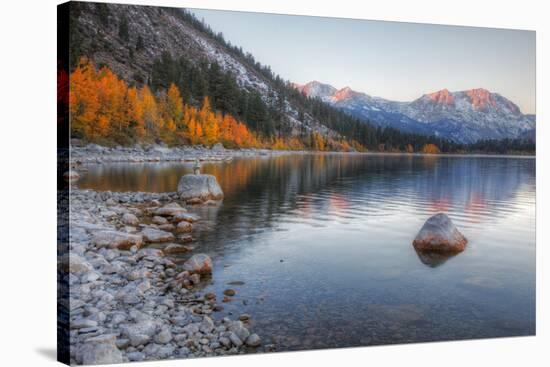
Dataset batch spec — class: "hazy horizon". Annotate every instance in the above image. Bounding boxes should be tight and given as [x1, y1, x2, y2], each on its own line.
[191, 9, 536, 114]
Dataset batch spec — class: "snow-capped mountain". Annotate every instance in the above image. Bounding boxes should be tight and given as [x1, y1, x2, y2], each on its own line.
[294, 81, 536, 143]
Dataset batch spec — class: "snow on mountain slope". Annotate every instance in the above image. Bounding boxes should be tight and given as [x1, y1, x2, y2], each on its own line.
[295, 82, 536, 143]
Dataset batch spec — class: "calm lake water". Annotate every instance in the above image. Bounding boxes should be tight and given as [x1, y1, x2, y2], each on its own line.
[78, 154, 536, 350]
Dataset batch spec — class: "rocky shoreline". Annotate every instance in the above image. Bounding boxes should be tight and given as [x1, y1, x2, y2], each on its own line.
[64, 188, 264, 364]
[68, 143, 532, 167]
[70, 143, 285, 165]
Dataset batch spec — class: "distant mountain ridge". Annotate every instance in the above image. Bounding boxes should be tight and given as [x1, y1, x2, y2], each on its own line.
[294, 81, 536, 143]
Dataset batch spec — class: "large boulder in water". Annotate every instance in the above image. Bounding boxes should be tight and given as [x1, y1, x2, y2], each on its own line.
[177, 174, 223, 202]
[412, 213, 467, 253]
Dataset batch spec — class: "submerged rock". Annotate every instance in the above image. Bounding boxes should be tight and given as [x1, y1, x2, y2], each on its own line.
[182, 254, 212, 275]
[412, 213, 467, 253]
[177, 174, 223, 202]
[162, 243, 193, 255]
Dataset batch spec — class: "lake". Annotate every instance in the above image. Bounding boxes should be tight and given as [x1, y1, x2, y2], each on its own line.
[78, 153, 536, 350]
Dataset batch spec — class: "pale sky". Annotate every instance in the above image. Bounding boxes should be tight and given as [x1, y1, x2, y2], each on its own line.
[191, 9, 536, 114]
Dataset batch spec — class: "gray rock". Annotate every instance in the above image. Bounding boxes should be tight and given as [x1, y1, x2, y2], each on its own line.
[228, 332, 243, 347]
[80, 271, 101, 283]
[155, 329, 173, 344]
[175, 221, 192, 233]
[68, 255, 93, 274]
[157, 345, 176, 359]
[129, 334, 150, 347]
[199, 316, 215, 333]
[77, 334, 123, 365]
[182, 254, 212, 275]
[91, 230, 143, 250]
[177, 174, 224, 202]
[121, 213, 139, 226]
[141, 227, 175, 243]
[127, 351, 145, 361]
[172, 212, 200, 223]
[154, 202, 187, 217]
[152, 216, 168, 225]
[246, 333, 261, 347]
[219, 336, 231, 348]
[229, 321, 250, 341]
[413, 213, 467, 252]
[71, 318, 98, 330]
[163, 243, 192, 255]
[121, 318, 159, 342]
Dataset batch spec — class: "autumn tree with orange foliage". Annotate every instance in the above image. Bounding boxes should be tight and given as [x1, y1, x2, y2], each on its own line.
[69, 58, 260, 148]
[421, 143, 441, 154]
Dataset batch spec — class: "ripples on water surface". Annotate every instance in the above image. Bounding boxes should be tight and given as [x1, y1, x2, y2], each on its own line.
[79, 154, 536, 349]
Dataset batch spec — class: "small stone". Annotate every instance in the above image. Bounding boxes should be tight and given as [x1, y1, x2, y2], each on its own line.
[163, 243, 193, 255]
[121, 213, 139, 226]
[199, 316, 215, 333]
[228, 332, 243, 347]
[91, 230, 143, 250]
[238, 314, 251, 321]
[223, 289, 236, 297]
[71, 319, 98, 330]
[77, 334, 123, 365]
[154, 202, 187, 217]
[152, 216, 168, 225]
[190, 273, 201, 285]
[219, 336, 231, 348]
[172, 212, 200, 223]
[129, 334, 150, 347]
[141, 227, 175, 243]
[175, 221, 193, 233]
[127, 351, 145, 361]
[68, 255, 93, 274]
[158, 223, 175, 231]
[245, 333, 261, 347]
[155, 329, 173, 344]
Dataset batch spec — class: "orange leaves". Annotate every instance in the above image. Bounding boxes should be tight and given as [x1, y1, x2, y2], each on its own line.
[69, 58, 264, 149]
[70, 58, 100, 138]
[421, 143, 441, 154]
[312, 132, 327, 151]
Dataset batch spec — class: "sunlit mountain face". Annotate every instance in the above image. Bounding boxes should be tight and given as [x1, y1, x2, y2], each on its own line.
[294, 81, 536, 143]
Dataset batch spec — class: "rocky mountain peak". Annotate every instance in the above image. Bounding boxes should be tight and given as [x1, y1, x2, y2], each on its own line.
[425, 88, 455, 105]
[465, 88, 496, 110]
[295, 81, 337, 100]
[331, 86, 360, 102]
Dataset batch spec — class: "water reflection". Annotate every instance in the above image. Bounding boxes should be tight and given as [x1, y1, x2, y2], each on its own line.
[414, 249, 459, 268]
[78, 154, 536, 349]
